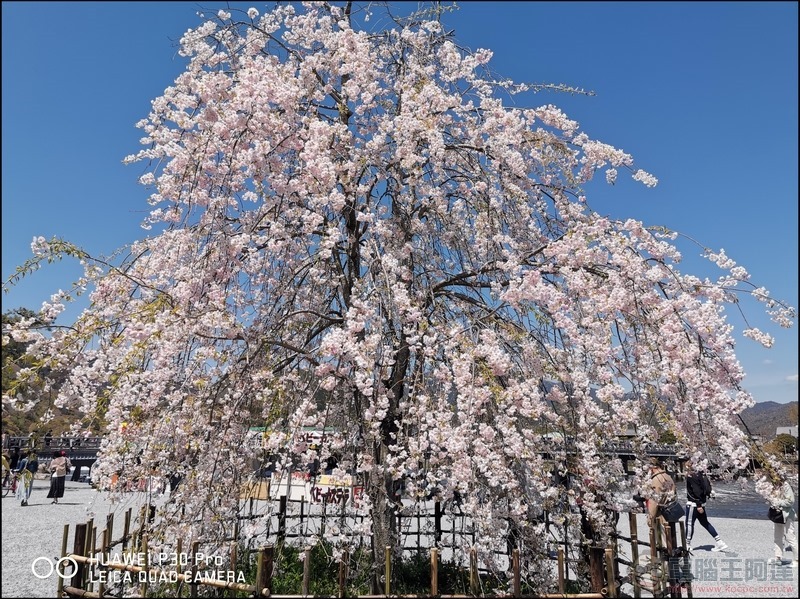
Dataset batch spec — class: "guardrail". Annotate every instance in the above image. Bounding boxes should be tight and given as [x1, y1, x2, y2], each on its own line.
[3, 436, 103, 452]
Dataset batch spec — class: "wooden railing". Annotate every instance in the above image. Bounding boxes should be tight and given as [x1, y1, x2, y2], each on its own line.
[56, 501, 692, 598]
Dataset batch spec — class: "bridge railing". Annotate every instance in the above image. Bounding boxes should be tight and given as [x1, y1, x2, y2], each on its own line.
[2, 435, 103, 452]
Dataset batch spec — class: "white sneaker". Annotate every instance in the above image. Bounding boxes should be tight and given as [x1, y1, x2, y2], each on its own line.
[768, 557, 783, 565]
[711, 540, 728, 552]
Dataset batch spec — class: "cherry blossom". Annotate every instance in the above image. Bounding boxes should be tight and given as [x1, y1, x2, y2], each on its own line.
[2, 2, 795, 594]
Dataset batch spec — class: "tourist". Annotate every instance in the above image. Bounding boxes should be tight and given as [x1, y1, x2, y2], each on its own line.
[643, 459, 680, 555]
[769, 478, 798, 567]
[9, 446, 21, 470]
[16, 450, 38, 506]
[644, 460, 677, 522]
[684, 460, 728, 552]
[47, 450, 72, 504]
[1, 452, 10, 481]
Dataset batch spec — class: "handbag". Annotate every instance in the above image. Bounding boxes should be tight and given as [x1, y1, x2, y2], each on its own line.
[768, 506, 785, 524]
[659, 499, 685, 523]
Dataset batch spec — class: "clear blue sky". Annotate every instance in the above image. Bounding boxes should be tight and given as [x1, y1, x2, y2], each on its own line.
[2, 2, 797, 405]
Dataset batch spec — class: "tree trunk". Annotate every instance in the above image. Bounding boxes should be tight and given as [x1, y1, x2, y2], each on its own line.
[368, 442, 399, 594]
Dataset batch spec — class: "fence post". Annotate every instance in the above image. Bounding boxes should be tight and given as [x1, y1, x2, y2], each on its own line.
[430, 548, 438, 597]
[72, 523, 88, 591]
[104, 511, 114, 596]
[302, 546, 311, 596]
[629, 513, 641, 599]
[507, 518, 518, 557]
[105, 513, 114, 553]
[175, 538, 183, 597]
[589, 546, 604, 592]
[396, 512, 402, 543]
[259, 545, 274, 597]
[665, 522, 680, 599]
[434, 501, 442, 545]
[140, 535, 149, 598]
[98, 528, 109, 598]
[89, 521, 98, 592]
[469, 547, 479, 596]
[557, 547, 565, 594]
[339, 548, 348, 598]
[57, 524, 69, 598]
[512, 548, 520, 597]
[649, 526, 663, 597]
[83, 518, 94, 591]
[278, 496, 287, 544]
[679, 521, 693, 599]
[384, 545, 391, 596]
[417, 506, 422, 553]
[605, 547, 617, 598]
[228, 540, 237, 598]
[190, 540, 200, 598]
[85, 517, 94, 558]
[122, 508, 132, 551]
[137, 506, 147, 550]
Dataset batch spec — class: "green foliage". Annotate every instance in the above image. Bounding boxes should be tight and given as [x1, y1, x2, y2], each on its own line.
[2, 308, 38, 399]
[764, 434, 798, 459]
[229, 540, 515, 596]
[658, 429, 678, 444]
[2, 307, 97, 437]
[2, 309, 47, 435]
[3, 236, 89, 291]
[235, 541, 371, 597]
[392, 551, 503, 595]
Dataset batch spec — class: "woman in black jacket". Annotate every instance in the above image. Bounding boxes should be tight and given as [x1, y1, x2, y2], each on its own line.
[685, 460, 728, 552]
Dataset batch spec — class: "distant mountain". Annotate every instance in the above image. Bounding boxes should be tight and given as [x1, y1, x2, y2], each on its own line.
[740, 401, 798, 441]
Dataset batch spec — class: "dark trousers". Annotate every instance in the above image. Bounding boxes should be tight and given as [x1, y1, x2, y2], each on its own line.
[685, 503, 719, 542]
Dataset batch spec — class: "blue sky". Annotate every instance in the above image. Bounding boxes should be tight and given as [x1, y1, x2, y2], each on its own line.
[2, 1, 797, 405]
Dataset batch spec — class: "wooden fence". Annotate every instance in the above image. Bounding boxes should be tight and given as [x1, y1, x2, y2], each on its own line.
[56, 499, 693, 598]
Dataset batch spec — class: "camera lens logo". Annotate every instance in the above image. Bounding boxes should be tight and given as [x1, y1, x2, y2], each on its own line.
[31, 556, 78, 580]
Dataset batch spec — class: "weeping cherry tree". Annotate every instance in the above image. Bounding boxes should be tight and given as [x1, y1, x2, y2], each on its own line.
[3, 2, 795, 594]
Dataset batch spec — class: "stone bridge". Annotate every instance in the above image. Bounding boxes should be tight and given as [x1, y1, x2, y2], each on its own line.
[3, 435, 102, 481]
[2, 434, 692, 482]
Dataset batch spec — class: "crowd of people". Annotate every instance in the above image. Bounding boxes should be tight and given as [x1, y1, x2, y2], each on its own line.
[2, 448, 72, 506]
[641, 457, 797, 568]
[2, 442, 797, 570]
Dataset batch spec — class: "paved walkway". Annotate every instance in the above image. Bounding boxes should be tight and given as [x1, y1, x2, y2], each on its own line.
[617, 513, 798, 597]
[2, 478, 150, 598]
[2, 480, 798, 597]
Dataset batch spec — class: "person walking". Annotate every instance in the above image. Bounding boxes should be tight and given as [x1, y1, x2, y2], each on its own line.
[1, 452, 10, 483]
[16, 450, 39, 506]
[9, 447, 21, 470]
[46, 450, 72, 504]
[769, 478, 798, 567]
[643, 459, 680, 556]
[684, 460, 728, 552]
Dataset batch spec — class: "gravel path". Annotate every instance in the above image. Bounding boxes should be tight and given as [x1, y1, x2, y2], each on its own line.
[2, 479, 798, 598]
[2, 478, 150, 598]
[617, 513, 798, 597]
